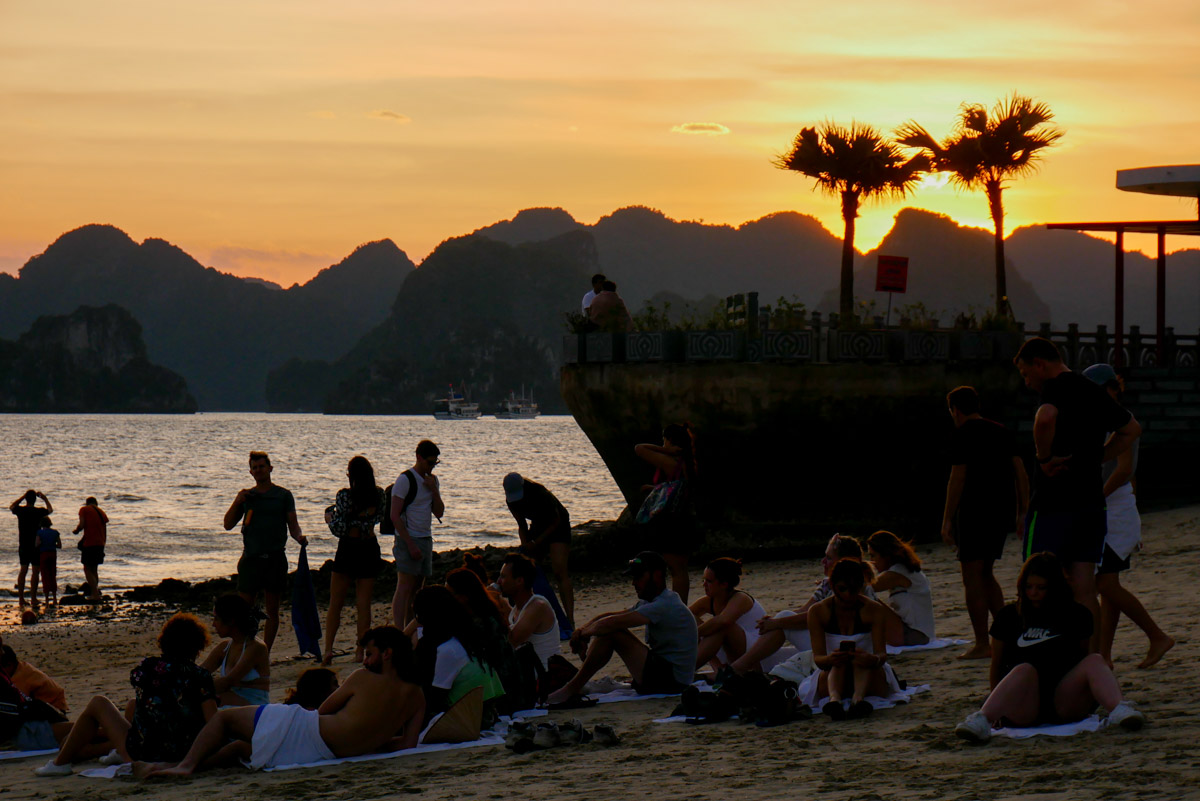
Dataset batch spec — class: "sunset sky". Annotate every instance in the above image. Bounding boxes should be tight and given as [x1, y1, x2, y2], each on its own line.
[3, 0, 1197, 284]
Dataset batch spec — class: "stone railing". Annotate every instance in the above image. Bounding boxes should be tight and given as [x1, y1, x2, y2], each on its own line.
[564, 292, 1200, 369]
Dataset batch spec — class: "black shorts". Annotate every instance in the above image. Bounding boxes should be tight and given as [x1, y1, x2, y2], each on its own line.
[18, 538, 38, 567]
[237, 551, 288, 595]
[544, 515, 572, 546]
[80, 545, 106, 567]
[332, 535, 383, 579]
[632, 650, 689, 695]
[955, 510, 1006, 562]
[1023, 507, 1106, 564]
[1097, 545, 1131, 575]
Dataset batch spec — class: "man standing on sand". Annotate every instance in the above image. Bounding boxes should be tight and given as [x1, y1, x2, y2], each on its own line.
[504, 472, 575, 630]
[390, 440, 444, 627]
[223, 451, 307, 653]
[139, 625, 425, 775]
[547, 551, 696, 707]
[10, 490, 52, 607]
[1013, 337, 1141, 647]
[941, 386, 1030, 660]
[73, 497, 108, 602]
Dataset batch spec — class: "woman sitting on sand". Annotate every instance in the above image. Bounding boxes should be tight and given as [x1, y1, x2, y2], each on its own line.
[868, 530, 935, 647]
[444, 566, 522, 708]
[731, 533, 875, 672]
[634, 422, 698, 601]
[200, 594, 270, 706]
[35, 613, 217, 776]
[283, 667, 339, 710]
[413, 585, 506, 729]
[323, 455, 390, 665]
[689, 558, 767, 669]
[462, 552, 512, 620]
[806, 559, 894, 721]
[954, 552, 1146, 743]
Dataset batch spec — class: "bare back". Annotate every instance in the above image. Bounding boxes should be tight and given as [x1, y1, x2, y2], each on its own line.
[317, 669, 424, 757]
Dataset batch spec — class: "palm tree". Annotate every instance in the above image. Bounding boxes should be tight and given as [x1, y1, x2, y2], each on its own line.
[897, 95, 1063, 318]
[776, 123, 928, 322]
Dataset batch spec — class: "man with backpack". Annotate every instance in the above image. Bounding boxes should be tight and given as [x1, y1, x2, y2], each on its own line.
[390, 440, 444, 627]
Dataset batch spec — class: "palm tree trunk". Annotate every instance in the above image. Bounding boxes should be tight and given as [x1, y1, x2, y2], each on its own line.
[986, 180, 1008, 318]
[840, 190, 859, 322]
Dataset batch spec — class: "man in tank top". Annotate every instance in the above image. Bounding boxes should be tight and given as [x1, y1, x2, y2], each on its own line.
[497, 553, 559, 668]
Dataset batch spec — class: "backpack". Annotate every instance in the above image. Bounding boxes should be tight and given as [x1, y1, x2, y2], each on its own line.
[379, 470, 420, 536]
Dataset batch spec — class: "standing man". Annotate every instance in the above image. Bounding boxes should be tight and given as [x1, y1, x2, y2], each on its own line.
[1013, 338, 1141, 644]
[73, 496, 109, 602]
[581, 273, 606, 314]
[546, 551, 697, 707]
[10, 490, 52, 608]
[223, 451, 307, 653]
[390, 440, 444, 627]
[941, 386, 1029, 660]
[503, 472, 574, 630]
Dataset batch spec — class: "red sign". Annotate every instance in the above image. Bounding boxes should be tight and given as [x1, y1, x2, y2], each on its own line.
[875, 255, 909, 293]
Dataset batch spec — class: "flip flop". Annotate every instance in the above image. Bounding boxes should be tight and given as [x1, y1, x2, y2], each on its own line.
[549, 694, 599, 710]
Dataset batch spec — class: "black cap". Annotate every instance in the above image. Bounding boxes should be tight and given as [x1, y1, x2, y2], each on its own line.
[625, 551, 668, 577]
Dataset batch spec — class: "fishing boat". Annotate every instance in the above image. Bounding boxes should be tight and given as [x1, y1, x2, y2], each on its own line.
[494, 387, 540, 419]
[432, 385, 481, 420]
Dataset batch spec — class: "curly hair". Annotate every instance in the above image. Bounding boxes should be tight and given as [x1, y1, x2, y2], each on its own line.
[157, 613, 211, 663]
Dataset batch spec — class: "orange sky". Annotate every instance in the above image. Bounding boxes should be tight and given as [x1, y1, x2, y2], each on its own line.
[3, 1, 1197, 284]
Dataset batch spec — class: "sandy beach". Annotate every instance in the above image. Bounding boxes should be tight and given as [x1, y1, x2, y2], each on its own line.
[3, 505, 1197, 800]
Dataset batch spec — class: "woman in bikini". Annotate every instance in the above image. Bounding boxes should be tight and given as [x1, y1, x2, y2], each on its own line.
[807, 559, 894, 720]
[689, 557, 766, 669]
[201, 594, 270, 707]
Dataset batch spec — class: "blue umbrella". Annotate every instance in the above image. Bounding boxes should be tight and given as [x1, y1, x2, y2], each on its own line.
[291, 545, 322, 658]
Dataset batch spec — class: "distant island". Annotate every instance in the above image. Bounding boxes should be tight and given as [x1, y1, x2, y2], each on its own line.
[0, 304, 196, 413]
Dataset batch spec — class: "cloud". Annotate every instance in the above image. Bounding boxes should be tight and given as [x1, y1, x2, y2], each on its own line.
[206, 246, 335, 285]
[367, 109, 411, 123]
[671, 122, 730, 135]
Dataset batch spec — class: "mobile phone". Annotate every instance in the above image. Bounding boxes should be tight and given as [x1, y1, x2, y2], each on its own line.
[839, 640, 856, 653]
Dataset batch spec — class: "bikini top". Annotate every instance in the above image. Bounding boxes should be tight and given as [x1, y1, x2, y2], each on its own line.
[219, 640, 262, 686]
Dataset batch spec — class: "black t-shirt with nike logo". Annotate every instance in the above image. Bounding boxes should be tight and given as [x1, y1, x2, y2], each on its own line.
[990, 600, 1092, 682]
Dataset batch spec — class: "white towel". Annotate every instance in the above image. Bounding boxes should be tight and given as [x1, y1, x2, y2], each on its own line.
[247, 704, 335, 770]
[886, 637, 968, 654]
[993, 715, 1105, 739]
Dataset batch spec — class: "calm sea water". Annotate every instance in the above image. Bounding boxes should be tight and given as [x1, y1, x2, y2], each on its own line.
[0, 414, 622, 591]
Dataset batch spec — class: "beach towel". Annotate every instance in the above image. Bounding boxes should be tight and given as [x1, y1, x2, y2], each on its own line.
[291, 545, 322, 658]
[886, 637, 968, 655]
[79, 736, 507, 778]
[246, 703, 334, 770]
[993, 715, 1106, 739]
[0, 748, 57, 761]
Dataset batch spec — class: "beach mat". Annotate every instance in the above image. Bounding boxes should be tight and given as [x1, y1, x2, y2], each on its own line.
[291, 545, 322, 659]
[78, 736, 505, 778]
[994, 715, 1105, 739]
[886, 638, 968, 655]
[0, 748, 57, 762]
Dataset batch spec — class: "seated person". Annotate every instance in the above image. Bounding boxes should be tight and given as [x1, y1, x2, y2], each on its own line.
[808, 559, 893, 720]
[689, 558, 766, 669]
[138, 626, 425, 776]
[1, 644, 68, 713]
[546, 551, 697, 706]
[462, 553, 512, 620]
[35, 613, 217, 776]
[731, 533, 874, 673]
[955, 552, 1145, 743]
[283, 668, 340, 711]
[200, 594, 271, 706]
[867, 530, 935, 647]
[444, 566, 522, 711]
[413, 585, 506, 729]
[497, 553, 559, 668]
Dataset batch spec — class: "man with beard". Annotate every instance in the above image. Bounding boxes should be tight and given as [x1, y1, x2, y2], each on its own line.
[138, 626, 424, 775]
[546, 551, 696, 707]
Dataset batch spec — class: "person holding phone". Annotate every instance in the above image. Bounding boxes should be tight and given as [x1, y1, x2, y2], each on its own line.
[806, 559, 896, 720]
[389, 440, 444, 627]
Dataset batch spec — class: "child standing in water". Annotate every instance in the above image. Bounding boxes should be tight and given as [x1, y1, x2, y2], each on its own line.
[35, 516, 62, 605]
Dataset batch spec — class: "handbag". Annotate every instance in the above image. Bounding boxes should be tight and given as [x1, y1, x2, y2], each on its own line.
[635, 479, 686, 524]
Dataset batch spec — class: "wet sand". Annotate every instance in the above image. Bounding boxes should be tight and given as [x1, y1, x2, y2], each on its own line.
[3, 505, 1197, 800]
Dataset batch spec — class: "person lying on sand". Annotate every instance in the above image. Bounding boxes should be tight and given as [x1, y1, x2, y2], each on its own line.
[137, 625, 424, 776]
[546, 551, 696, 707]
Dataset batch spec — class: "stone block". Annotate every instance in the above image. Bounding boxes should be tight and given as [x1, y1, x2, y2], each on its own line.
[831, 331, 886, 362]
[625, 331, 684, 362]
[685, 331, 746, 361]
[762, 330, 814, 361]
[903, 331, 950, 362]
[584, 333, 625, 363]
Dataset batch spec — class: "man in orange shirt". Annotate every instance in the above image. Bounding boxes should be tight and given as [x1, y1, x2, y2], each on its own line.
[73, 497, 109, 602]
[1, 645, 68, 713]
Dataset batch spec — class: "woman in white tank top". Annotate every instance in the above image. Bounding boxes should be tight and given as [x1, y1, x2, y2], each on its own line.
[689, 557, 767, 669]
[867, 531, 935, 646]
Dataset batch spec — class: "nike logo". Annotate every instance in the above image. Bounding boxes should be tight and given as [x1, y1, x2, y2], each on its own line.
[1017, 629, 1060, 647]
